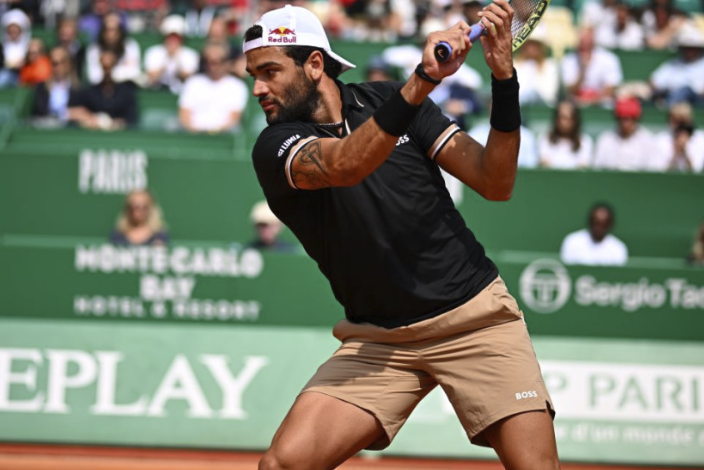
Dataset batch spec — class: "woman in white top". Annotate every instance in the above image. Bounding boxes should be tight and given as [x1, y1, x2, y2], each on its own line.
[539, 100, 594, 169]
[514, 28, 559, 106]
[85, 12, 141, 84]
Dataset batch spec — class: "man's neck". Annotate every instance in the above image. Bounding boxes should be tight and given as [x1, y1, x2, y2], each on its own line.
[310, 77, 343, 125]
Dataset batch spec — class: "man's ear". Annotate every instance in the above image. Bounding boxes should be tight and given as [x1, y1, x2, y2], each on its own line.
[307, 50, 325, 81]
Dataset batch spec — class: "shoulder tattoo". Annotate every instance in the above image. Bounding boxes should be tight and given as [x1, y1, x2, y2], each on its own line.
[291, 141, 331, 189]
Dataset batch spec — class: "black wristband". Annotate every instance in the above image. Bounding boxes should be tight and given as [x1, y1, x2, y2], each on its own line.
[490, 68, 521, 133]
[373, 89, 421, 137]
[414, 63, 442, 85]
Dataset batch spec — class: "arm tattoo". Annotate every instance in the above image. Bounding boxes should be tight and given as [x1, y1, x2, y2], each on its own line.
[291, 141, 330, 189]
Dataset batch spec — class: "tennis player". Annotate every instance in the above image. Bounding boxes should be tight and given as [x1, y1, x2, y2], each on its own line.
[244, 3, 560, 469]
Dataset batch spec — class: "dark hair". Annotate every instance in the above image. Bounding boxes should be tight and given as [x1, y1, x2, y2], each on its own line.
[244, 25, 342, 79]
[588, 202, 615, 226]
[98, 17, 126, 60]
[549, 100, 582, 152]
[675, 122, 694, 136]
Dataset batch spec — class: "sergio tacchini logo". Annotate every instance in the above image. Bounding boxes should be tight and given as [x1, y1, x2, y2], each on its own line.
[519, 259, 571, 314]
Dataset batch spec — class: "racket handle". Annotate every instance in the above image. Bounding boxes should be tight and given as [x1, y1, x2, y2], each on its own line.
[434, 23, 487, 63]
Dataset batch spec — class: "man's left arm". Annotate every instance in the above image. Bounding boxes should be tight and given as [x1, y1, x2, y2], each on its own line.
[435, 125, 519, 201]
[433, 0, 520, 201]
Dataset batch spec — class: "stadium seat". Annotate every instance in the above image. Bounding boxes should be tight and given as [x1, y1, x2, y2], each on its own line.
[541, 6, 578, 58]
[137, 89, 180, 131]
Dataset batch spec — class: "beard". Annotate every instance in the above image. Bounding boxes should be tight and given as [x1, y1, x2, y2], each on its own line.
[264, 70, 321, 125]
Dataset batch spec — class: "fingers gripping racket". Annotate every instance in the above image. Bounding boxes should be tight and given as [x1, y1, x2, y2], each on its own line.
[434, 0, 552, 62]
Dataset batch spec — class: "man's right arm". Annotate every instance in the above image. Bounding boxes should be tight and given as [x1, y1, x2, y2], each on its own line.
[289, 75, 435, 189]
[288, 24, 473, 190]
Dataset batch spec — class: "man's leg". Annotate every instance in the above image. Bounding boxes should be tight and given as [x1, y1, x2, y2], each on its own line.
[259, 391, 385, 470]
[483, 410, 560, 470]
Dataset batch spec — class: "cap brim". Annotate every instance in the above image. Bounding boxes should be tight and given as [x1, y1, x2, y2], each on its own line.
[328, 50, 356, 74]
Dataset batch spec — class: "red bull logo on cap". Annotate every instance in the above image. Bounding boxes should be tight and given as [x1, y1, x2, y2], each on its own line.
[268, 26, 297, 43]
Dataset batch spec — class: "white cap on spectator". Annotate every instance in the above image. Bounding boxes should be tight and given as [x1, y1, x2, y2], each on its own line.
[160, 15, 187, 36]
[2, 9, 31, 30]
[243, 5, 355, 74]
[250, 201, 281, 226]
[526, 23, 549, 46]
[677, 23, 704, 49]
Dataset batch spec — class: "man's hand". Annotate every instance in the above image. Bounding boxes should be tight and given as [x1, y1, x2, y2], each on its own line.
[421, 21, 473, 82]
[477, 0, 515, 80]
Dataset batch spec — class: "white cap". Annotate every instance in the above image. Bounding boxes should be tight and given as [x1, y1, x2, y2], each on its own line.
[250, 201, 281, 225]
[2, 9, 31, 30]
[677, 23, 704, 49]
[243, 5, 355, 74]
[160, 15, 186, 36]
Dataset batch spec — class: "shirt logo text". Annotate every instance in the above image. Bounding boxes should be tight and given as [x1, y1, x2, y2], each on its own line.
[278, 134, 301, 157]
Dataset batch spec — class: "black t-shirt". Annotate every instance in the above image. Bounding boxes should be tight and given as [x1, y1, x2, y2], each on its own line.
[70, 81, 138, 126]
[252, 80, 498, 328]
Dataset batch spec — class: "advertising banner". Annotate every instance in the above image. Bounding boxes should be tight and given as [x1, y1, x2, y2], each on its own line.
[0, 319, 702, 466]
[2, 143, 703, 258]
[2, 240, 703, 340]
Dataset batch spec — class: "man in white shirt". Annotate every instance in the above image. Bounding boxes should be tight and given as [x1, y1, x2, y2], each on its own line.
[561, 27, 623, 106]
[144, 15, 199, 94]
[593, 97, 656, 171]
[650, 23, 704, 107]
[179, 43, 248, 133]
[561, 203, 628, 266]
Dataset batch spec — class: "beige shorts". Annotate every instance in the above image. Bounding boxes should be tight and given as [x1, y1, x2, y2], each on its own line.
[302, 276, 554, 450]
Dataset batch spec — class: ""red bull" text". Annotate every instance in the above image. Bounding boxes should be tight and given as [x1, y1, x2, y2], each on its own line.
[268, 27, 297, 43]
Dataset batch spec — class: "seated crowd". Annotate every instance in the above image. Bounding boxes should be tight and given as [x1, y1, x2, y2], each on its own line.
[0, 0, 703, 172]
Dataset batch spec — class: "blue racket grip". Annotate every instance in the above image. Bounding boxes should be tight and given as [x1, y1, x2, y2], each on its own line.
[434, 23, 487, 62]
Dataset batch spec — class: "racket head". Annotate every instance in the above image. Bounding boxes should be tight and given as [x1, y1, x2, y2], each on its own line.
[509, 0, 552, 51]
[433, 0, 552, 62]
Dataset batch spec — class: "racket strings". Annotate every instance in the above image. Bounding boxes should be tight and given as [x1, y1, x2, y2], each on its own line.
[508, 0, 542, 35]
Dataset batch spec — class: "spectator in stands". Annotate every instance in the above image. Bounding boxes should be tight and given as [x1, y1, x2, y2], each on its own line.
[86, 12, 141, 84]
[79, 0, 124, 43]
[599, 2, 645, 50]
[179, 43, 247, 133]
[181, 0, 219, 37]
[642, 0, 689, 50]
[650, 23, 704, 107]
[198, 17, 246, 79]
[31, 46, 81, 125]
[365, 55, 395, 82]
[56, 18, 86, 82]
[580, 0, 619, 37]
[688, 221, 704, 266]
[561, 203, 628, 266]
[115, 0, 169, 33]
[343, 0, 398, 42]
[593, 97, 655, 170]
[561, 27, 623, 106]
[390, 0, 417, 40]
[19, 38, 51, 86]
[382, 43, 483, 129]
[539, 100, 594, 169]
[40, 0, 81, 29]
[652, 102, 704, 172]
[0, 9, 31, 88]
[514, 26, 558, 106]
[247, 200, 298, 253]
[461, 0, 483, 25]
[110, 189, 169, 246]
[68, 48, 138, 130]
[144, 15, 199, 93]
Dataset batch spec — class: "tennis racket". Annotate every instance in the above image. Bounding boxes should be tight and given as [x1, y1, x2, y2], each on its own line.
[434, 0, 552, 62]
